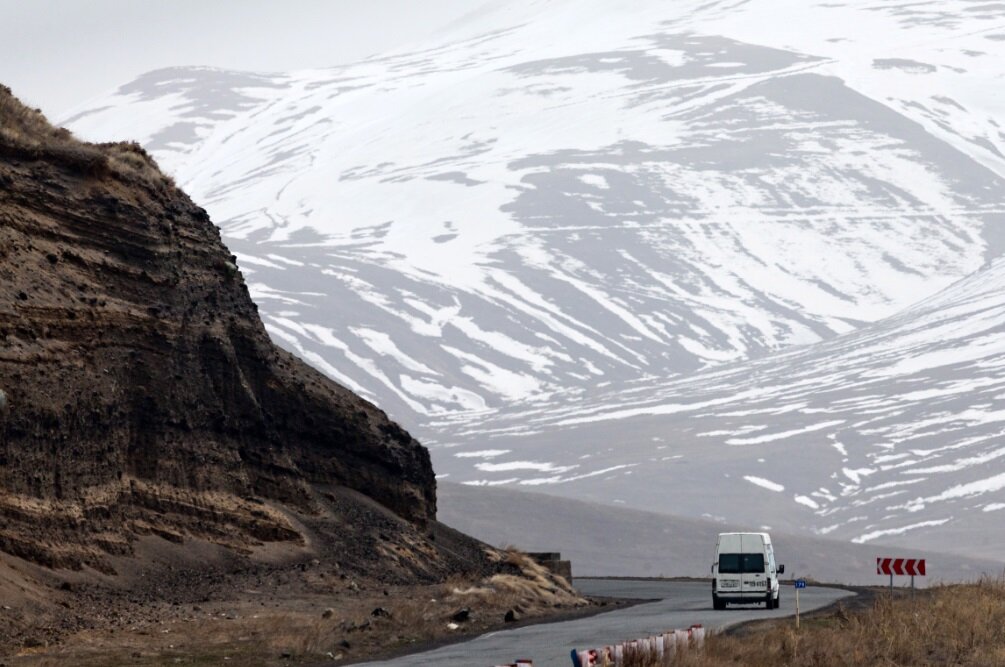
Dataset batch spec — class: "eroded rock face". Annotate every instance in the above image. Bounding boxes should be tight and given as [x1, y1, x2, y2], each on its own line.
[0, 86, 435, 571]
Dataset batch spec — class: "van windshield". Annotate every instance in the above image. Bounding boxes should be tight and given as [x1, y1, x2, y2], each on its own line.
[718, 553, 765, 574]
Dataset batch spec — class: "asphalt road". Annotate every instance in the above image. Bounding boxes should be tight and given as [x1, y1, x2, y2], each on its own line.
[359, 579, 855, 667]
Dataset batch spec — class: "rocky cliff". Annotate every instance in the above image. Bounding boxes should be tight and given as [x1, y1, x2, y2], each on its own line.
[0, 85, 437, 574]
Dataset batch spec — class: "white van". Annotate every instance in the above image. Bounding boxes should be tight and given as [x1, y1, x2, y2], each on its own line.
[711, 532, 784, 609]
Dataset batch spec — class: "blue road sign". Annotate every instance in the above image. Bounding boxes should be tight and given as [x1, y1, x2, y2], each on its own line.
[794, 579, 807, 589]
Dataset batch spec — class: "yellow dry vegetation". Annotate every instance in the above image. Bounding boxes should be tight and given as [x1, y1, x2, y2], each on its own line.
[457, 547, 585, 612]
[627, 576, 1005, 667]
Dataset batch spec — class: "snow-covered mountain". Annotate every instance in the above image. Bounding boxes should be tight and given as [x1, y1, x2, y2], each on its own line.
[63, 0, 1005, 559]
[430, 254, 1005, 560]
[65, 0, 1005, 423]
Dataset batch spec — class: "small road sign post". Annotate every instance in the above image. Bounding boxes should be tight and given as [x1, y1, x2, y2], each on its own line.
[877, 558, 925, 597]
[794, 579, 806, 629]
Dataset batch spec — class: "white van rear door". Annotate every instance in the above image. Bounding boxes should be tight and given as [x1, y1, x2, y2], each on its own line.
[740, 534, 767, 596]
[716, 534, 742, 594]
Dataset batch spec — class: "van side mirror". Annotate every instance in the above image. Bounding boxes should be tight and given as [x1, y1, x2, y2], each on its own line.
[778, 564, 785, 574]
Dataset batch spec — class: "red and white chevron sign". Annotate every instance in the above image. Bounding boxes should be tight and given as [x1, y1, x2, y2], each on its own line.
[877, 557, 926, 576]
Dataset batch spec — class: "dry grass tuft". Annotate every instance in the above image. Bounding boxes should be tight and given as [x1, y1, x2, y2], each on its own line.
[107, 141, 175, 186]
[0, 86, 74, 144]
[0, 86, 108, 175]
[0, 85, 172, 187]
[481, 547, 584, 610]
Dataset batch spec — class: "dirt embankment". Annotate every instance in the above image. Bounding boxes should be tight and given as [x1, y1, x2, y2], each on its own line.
[0, 85, 590, 661]
[4, 535, 594, 666]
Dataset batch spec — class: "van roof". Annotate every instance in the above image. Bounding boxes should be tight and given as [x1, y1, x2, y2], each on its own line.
[718, 532, 771, 538]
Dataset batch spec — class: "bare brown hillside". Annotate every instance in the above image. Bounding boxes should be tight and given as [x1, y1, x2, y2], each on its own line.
[0, 85, 581, 659]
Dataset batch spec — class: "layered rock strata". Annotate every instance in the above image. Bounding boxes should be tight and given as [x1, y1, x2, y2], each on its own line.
[0, 86, 436, 573]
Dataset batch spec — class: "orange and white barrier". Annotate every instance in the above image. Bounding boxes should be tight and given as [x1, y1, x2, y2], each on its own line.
[570, 625, 705, 666]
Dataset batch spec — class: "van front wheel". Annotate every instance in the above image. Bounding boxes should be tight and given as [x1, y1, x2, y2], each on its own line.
[713, 595, 725, 611]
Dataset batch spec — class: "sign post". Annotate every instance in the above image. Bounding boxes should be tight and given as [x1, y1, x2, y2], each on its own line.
[794, 579, 806, 629]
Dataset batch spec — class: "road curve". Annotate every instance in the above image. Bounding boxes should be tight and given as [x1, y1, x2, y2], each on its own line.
[359, 579, 855, 667]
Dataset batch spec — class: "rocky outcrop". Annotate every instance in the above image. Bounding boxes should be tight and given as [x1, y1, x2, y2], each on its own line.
[0, 85, 436, 572]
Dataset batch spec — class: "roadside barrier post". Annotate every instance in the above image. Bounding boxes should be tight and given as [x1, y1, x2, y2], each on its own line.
[569, 624, 706, 666]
